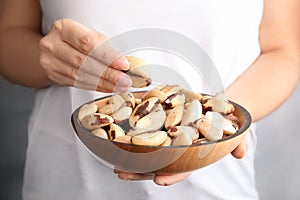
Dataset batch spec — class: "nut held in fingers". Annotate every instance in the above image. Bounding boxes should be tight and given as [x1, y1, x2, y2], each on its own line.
[125, 56, 152, 88]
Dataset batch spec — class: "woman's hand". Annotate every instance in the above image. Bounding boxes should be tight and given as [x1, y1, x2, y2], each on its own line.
[114, 169, 192, 186]
[114, 139, 248, 186]
[39, 18, 132, 93]
[231, 138, 248, 159]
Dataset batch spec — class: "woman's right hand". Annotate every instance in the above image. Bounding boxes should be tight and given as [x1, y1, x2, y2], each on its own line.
[39, 18, 132, 93]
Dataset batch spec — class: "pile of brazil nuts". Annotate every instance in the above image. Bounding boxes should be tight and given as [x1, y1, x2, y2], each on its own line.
[78, 84, 240, 146]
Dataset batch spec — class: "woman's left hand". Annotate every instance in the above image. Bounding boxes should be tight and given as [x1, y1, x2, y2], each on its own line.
[114, 169, 192, 186]
[114, 138, 248, 185]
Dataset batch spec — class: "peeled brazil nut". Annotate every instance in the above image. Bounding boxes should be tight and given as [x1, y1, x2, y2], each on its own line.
[129, 97, 160, 128]
[80, 113, 114, 130]
[163, 92, 185, 109]
[195, 111, 224, 141]
[223, 119, 238, 135]
[179, 88, 203, 103]
[125, 56, 152, 88]
[134, 98, 142, 105]
[167, 126, 199, 140]
[172, 129, 197, 146]
[120, 92, 135, 108]
[201, 93, 234, 114]
[160, 136, 172, 146]
[132, 131, 168, 146]
[211, 93, 235, 114]
[107, 124, 125, 140]
[111, 106, 133, 123]
[113, 135, 132, 144]
[98, 94, 125, 115]
[142, 85, 180, 103]
[126, 129, 149, 137]
[134, 104, 166, 131]
[180, 99, 203, 126]
[141, 85, 164, 100]
[91, 128, 108, 139]
[164, 105, 184, 129]
[78, 103, 98, 122]
[111, 93, 135, 123]
[194, 117, 211, 138]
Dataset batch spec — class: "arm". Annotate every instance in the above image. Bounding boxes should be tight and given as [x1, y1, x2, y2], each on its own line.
[0, 0, 50, 87]
[0, 0, 131, 92]
[225, 0, 300, 122]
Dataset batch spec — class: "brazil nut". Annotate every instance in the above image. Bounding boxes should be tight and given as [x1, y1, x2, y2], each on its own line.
[81, 113, 114, 130]
[180, 99, 203, 126]
[107, 123, 126, 140]
[142, 85, 180, 103]
[78, 102, 98, 121]
[132, 131, 168, 146]
[125, 56, 152, 88]
[91, 128, 108, 139]
[134, 103, 166, 131]
[129, 97, 160, 128]
[164, 104, 184, 129]
[113, 135, 132, 144]
[98, 94, 125, 115]
[163, 92, 185, 109]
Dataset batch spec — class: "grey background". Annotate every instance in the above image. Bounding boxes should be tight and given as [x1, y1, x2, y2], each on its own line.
[0, 77, 299, 200]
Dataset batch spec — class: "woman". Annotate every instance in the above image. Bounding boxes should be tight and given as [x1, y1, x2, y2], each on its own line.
[0, 0, 299, 199]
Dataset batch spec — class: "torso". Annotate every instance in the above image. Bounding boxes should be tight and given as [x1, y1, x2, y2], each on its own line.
[23, 1, 263, 199]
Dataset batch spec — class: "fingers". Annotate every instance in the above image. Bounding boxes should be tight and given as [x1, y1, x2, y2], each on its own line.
[114, 169, 154, 181]
[40, 51, 130, 93]
[68, 55, 132, 90]
[114, 169, 192, 186]
[53, 19, 129, 70]
[231, 138, 249, 159]
[153, 172, 192, 186]
[39, 19, 133, 92]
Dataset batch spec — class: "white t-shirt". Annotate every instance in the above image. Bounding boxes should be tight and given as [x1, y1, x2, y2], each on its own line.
[23, 0, 263, 199]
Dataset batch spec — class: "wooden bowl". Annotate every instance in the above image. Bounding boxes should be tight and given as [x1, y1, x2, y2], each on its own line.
[71, 92, 251, 174]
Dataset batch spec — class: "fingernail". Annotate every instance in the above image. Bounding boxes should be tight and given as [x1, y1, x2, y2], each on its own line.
[118, 75, 132, 87]
[114, 84, 130, 93]
[116, 87, 130, 93]
[155, 180, 169, 186]
[119, 57, 130, 71]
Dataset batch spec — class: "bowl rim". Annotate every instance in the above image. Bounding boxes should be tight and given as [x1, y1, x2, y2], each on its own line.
[71, 92, 252, 149]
